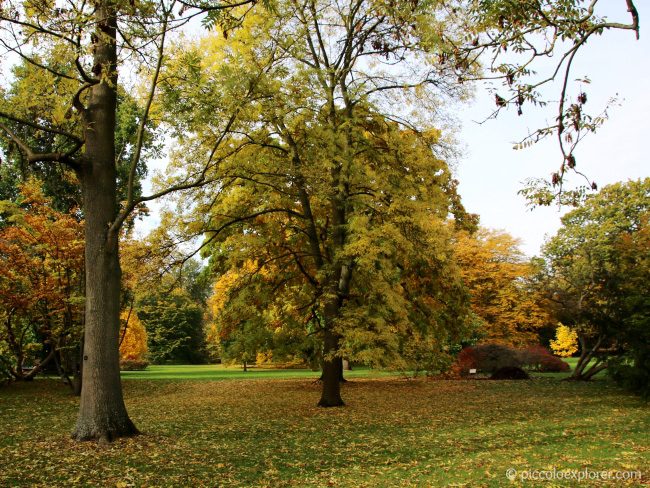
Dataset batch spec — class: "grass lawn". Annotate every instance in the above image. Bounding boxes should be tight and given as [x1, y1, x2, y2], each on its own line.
[1, 372, 647, 487]
[119, 364, 398, 381]
[117, 357, 600, 382]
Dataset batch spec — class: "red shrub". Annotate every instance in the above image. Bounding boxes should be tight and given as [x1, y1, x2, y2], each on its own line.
[452, 344, 522, 376]
[538, 355, 570, 372]
[520, 345, 570, 372]
[452, 347, 478, 376]
[119, 359, 149, 371]
[452, 344, 570, 377]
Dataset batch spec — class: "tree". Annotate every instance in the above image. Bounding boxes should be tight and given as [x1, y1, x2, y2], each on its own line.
[0, 0, 257, 441]
[0, 181, 84, 384]
[119, 310, 148, 363]
[454, 228, 551, 346]
[540, 178, 650, 381]
[158, 0, 480, 406]
[138, 288, 207, 364]
[119, 238, 209, 365]
[550, 324, 578, 358]
[606, 213, 650, 396]
[0, 0, 640, 436]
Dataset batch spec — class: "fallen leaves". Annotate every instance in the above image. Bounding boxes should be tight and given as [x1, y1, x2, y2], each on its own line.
[0, 377, 647, 487]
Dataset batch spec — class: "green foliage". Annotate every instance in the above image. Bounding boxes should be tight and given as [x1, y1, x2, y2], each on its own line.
[0, 61, 156, 217]
[540, 178, 650, 386]
[137, 288, 207, 365]
[220, 321, 273, 369]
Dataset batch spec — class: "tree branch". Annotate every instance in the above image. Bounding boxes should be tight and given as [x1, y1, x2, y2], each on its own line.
[0, 121, 81, 170]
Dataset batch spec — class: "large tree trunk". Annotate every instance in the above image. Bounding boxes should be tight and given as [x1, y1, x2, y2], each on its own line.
[318, 356, 347, 383]
[71, 2, 138, 442]
[318, 328, 344, 407]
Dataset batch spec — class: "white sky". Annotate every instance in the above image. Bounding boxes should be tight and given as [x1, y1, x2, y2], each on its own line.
[456, 3, 649, 256]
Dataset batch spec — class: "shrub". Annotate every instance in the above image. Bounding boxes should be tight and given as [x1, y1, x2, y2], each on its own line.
[609, 353, 650, 400]
[119, 359, 149, 371]
[453, 344, 570, 376]
[453, 343, 522, 376]
[550, 324, 579, 357]
[491, 366, 530, 380]
[538, 355, 570, 372]
[520, 345, 570, 372]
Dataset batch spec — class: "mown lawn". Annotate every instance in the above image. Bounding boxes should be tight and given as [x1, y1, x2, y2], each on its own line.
[0, 373, 647, 487]
[119, 364, 397, 381]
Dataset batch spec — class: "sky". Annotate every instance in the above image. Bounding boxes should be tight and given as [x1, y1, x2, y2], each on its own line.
[455, 3, 649, 256]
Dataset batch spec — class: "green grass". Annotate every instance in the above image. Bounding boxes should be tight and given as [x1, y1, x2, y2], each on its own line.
[120, 364, 398, 381]
[119, 356, 597, 382]
[1, 373, 647, 487]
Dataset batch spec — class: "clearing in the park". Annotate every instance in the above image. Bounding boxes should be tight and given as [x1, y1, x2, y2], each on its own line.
[0, 368, 647, 487]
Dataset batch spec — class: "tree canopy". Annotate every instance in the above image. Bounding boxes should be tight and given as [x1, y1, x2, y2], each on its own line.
[540, 178, 650, 386]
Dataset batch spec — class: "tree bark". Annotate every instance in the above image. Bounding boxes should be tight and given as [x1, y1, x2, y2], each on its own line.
[318, 357, 347, 383]
[71, 2, 137, 442]
[567, 334, 605, 381]
[318, 327, 344, 407]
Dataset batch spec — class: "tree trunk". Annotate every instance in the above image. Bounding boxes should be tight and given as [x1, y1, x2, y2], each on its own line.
[318, 328, 344, 407]
[318, 357, 347, 383]
[72, 222, 137, 441]
[71, 2, 137, 442]
[567, 334, 605, 381]
[72, 335, 83, 396]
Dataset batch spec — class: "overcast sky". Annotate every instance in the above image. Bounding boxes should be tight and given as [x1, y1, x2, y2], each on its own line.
[456, 3, 649, 256]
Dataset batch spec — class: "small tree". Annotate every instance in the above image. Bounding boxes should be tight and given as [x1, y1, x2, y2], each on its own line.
[119, 310, 148, 363]
[540, 179, 650, 382]
[0, 182, 84, 383]
[138, 289, 206, 365]
[550, 324, 578, 358]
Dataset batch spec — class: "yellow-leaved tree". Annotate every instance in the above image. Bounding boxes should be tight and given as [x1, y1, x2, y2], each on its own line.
[454, 228, 551, 346]
[158, 7, 477, 404]
[550, 324, 578, 357]
[119, 310, 148, 362]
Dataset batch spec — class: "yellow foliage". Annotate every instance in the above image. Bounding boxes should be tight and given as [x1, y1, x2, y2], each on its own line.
[119, 310, 148, 361]
[209, 260, 259, 316]
[455, 228, 551, 346]
[256, 351, 272, 366]
[550, 324, 579, 357]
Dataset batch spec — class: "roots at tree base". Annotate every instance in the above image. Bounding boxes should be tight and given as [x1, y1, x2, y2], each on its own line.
[317, 398, 345, 407]
[71, 417, 139, 443]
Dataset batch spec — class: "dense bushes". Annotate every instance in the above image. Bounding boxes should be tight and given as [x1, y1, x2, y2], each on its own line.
[453, 343, 569, 376]
[119, 359, 150, 371]
[520, 345, 571, 372]
[0, 353, 11, 385]
[491, 366, 530, 380]
[609, 352, 650, 400]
